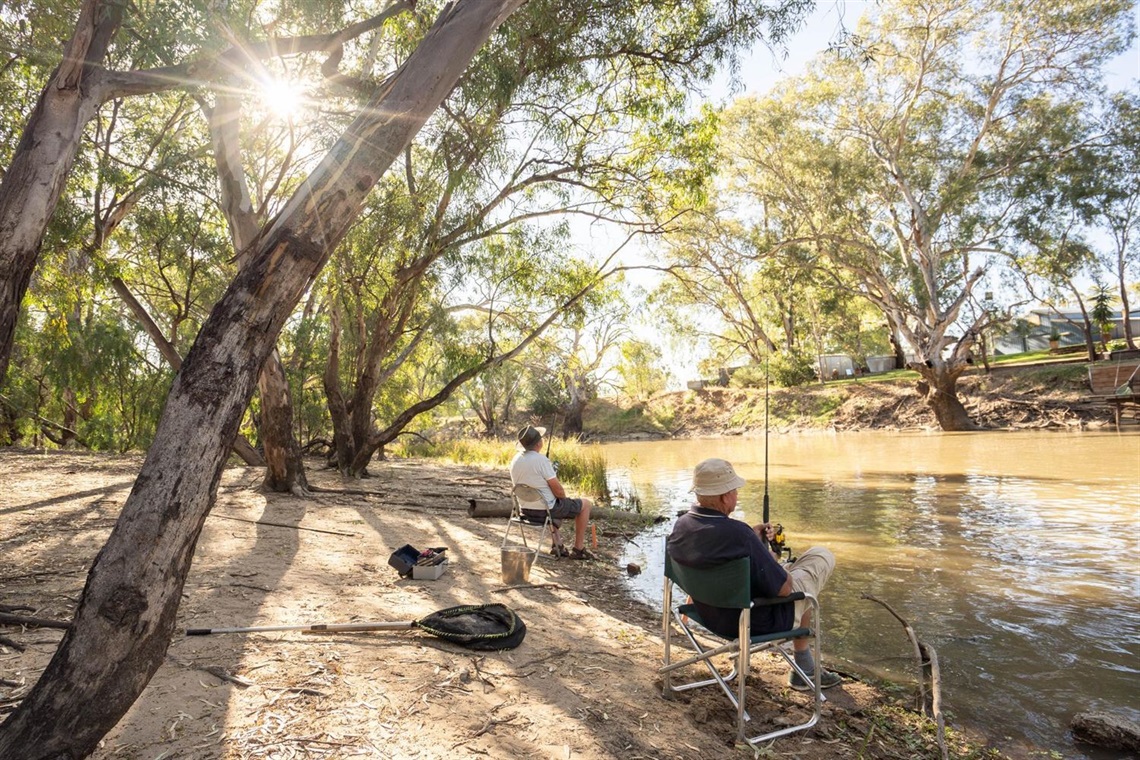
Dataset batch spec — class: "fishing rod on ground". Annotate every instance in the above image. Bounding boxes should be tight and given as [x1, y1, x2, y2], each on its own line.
[763, 350, 791, 562]
[185, 603, 527, 650]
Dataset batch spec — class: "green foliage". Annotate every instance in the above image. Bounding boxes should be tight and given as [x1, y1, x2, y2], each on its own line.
[728, 364, 766, 388]
[615, 339, 668, 401]
[705, 0, 1135, 414]
[1089, 284, 1115, 334]
[550, 444, 609, 501]
[768, 350, 817, 388]
[390, 435, 610, 501]
[1016, 363, 1089, 391]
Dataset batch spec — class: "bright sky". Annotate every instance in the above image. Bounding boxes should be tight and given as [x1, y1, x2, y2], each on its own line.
[588, 0, 1140, 389]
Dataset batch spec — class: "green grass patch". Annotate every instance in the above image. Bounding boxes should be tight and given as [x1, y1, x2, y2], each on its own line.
[768, 387, 845, 426]
[991, 349, 1053, 364]
[584, 397, 666, 437]
[1014, 363, 1088, 389]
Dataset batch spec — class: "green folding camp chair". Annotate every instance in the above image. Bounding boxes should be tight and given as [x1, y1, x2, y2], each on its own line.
[659, 553, 823, 745]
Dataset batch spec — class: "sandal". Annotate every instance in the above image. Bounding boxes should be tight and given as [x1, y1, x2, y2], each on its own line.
[550, 545, 570, 558]
[569, 547, 595, 561]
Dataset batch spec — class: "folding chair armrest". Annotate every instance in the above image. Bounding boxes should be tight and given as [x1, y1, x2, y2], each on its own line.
[750, 591, 805, 607]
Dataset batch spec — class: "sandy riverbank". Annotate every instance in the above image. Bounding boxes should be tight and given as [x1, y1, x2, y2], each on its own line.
[2, 450, 1006, 759]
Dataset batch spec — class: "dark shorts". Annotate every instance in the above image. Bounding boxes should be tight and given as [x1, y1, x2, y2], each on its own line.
[550, 497, 583, 519]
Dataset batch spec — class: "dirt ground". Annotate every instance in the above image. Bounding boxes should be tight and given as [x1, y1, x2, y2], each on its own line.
[1, 449, 995, 760]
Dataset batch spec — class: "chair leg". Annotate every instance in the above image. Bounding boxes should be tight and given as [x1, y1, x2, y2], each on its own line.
[742, 597, 823, 746]
[736, 608, 749, 740]
[503, 511, 552, 565]
[665, 609, 751, 723]
[662, 578, 673, 695]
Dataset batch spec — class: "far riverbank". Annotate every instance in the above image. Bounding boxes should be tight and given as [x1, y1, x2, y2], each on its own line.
[578, 361, 1124, 441]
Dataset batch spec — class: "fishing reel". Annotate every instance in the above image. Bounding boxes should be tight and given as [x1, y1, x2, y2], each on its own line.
[769, 524, 792, 562]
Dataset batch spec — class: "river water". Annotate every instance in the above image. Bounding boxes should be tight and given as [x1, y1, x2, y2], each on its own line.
[600, 430, 1140, 759]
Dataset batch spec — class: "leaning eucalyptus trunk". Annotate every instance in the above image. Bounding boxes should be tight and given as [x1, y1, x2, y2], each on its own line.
[0, 0, 124, 387]
[0, 2, 525, 755]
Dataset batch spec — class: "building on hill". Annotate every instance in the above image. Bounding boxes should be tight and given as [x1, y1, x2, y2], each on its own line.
[992, 307, 1139, 355]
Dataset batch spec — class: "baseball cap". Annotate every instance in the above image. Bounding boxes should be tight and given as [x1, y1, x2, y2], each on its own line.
[517, 425, 546, 448]
[690, 458, 746, 496]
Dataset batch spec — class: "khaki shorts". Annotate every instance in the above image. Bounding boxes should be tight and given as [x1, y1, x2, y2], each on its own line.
[787, 547, 835, 625]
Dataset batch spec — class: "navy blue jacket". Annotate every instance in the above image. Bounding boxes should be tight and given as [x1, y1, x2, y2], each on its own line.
[666, 507, 794, 638]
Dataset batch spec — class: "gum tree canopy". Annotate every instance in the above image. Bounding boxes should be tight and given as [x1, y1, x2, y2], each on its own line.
[0, 1, 524, 756]
[715, 0, 1133, 430]
[0, 0, 815, 754]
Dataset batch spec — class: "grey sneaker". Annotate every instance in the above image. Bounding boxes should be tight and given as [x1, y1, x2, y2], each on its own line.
[788, 668, 841, 691]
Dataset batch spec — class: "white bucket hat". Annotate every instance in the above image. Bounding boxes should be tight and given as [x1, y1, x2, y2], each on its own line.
[690, 458, 746, 496]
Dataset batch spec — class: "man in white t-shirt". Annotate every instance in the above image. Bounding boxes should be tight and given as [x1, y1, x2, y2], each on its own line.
[508, 425, 595, 560]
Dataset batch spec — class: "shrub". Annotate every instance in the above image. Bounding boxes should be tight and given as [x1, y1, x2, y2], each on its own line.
[728, 364, 766, 388]
[769, 351, 817, 387]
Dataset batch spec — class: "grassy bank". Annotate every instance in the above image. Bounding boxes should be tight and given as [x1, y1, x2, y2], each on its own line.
[391, 436, 610, 502]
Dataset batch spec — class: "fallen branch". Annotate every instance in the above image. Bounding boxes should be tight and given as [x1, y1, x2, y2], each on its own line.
[211, 514, 359, 537]
[0, 636, 26, 652]
[861, 593, 926, 712]
[0, 612, 71, 630]
[168, 656, 253, 687]
[862, 593, 947, 760]
[0, 605, 34, 614]
[491, 583, 569, 593]
[921, 641, 948, 760]
[0, 569, 84, 584]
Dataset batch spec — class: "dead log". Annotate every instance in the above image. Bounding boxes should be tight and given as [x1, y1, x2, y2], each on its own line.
[0, 636, 25, 652]
[466, 498, 650, 523]
[0, 612, 71, 630]
[467, 497, 514, 517]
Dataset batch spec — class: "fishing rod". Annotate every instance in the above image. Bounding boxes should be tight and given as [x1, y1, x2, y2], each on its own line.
[186, 603, 527, 651]
[763, 351, 790, 561]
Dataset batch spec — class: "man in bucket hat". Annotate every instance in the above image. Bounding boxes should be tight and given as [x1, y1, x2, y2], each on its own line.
[666, 457, 840, 690]
[509, 425, 595, 559]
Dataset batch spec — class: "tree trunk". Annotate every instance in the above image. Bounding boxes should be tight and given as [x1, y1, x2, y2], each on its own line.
[0, 0, 124, 388]
[915, 363, 975, 431]
[209, 90, 308, 491]
[0, 2, 524, 755]
[258, 349, 309, 494]
[563, 398, 584, 437]
[1121, 280, 1136, 350]
[323, 307, 356, 474]
[887, 316, 907, 369]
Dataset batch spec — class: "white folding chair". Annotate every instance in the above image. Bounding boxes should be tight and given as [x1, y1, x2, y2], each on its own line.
[502, 483, 561, 561]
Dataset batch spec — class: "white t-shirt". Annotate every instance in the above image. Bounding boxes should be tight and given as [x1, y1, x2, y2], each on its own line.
[509, 449, 557, 507]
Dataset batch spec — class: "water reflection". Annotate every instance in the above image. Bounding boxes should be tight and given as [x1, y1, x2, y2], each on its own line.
[604, 431, 1140, 759]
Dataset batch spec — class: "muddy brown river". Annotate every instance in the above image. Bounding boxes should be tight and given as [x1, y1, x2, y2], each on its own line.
[601, 430, 1140, 759]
